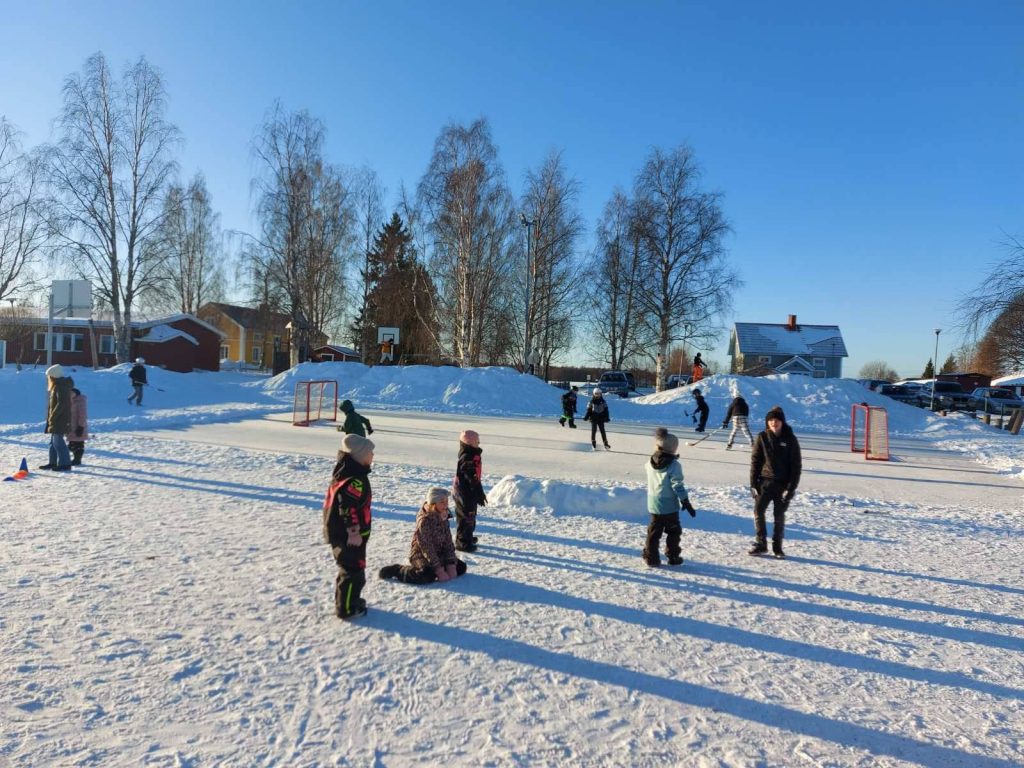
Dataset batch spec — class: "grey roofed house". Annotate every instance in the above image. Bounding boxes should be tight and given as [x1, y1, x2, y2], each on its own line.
[728, 314, 848, 378]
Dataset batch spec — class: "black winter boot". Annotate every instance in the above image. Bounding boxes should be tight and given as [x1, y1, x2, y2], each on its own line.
[748, 541, 768, 556]
[379, 565, 401, 580]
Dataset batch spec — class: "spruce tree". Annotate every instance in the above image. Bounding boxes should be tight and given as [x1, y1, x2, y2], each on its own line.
[940, 353, 958, 374]
[922, 358, 934, 378]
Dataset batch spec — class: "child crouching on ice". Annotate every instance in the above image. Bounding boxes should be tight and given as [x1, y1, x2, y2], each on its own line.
[643, 427, 696, 567]
[379, 487, 467, 584]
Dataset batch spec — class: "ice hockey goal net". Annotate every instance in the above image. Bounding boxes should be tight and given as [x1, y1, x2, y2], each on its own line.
[850, 404, 889, 461]
[293, 380, 338, 426]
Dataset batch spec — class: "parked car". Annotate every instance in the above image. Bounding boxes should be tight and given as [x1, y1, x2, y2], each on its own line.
[597, 370, 631, 398]
[967, 387, 1024, 414]
[666, 374, 693, 389]
[858, 378, 890, 392]
[918, 381, 972, 411]
[878, 384, 919, 405]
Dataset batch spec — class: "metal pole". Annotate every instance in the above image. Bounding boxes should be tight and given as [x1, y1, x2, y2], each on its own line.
[930, 328, 941, 410]
[520, 213, 534, 372]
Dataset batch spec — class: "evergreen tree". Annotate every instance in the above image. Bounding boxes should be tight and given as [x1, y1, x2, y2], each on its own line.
[940, 353, 958, 374]
[922, 358, 934, 378]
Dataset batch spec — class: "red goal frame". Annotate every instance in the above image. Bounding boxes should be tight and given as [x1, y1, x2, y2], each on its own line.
[850, 404, 890, 461]
[293, 380, 338, 426]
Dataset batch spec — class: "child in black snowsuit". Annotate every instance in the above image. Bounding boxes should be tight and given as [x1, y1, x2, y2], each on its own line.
[558, 386, 579, 428]
[583, 388, 611, 450]
[323, 433, 375, 620]
[692, 388, 710, 432]
[453, 429, 487, 552]
[338, 399, 373, 437]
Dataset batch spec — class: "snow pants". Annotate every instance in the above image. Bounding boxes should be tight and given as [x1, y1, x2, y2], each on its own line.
[454, 497, 478, 548]
[396, 559, 467, 584]
[590, 420, 608, 447]
[332, 538, 367, 618]
[559, 407, 576, 428]
[644, 511, 682, 565]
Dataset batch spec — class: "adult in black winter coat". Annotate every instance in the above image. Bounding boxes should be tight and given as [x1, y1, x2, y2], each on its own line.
[583, 388, 611, 449]
[692, 388, 710, 432]
[128, 358, 148, 406]
[749, 405, 802, 558]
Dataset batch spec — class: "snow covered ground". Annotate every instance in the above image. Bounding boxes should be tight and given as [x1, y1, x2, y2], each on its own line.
[1, 362, 1022, 766]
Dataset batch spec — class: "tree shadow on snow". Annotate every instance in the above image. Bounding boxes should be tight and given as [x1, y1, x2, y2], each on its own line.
[368, 608, 1022, 768]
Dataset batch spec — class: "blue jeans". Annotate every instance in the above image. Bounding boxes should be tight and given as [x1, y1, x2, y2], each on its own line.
[49, 433, 71, 468]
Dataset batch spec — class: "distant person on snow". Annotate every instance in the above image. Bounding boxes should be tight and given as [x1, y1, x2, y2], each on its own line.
[453, 429, 487, 552]
[722, 394, 754, 450]
[583, 388, 611, 450]
[558, 385, 579, 428]
[128, 358, 147, 405]
[41, 364, 73, 471]
[338, 399, 373, 437]
[527, 347, 540, 376]
[749, 405, 802, 559]
[692, 388, 710, 433]
[323, 433, 376, 620]
[692, 352, 705, 383]
[66, 386, 89, 466]
[643, 428, 697, 567]
[379, 487, 468, 584]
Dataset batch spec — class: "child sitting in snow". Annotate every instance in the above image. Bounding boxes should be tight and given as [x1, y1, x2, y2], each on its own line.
[453, 429, 487, 551]
[643, 427, 696, 567]
[379, 487, 467, 584]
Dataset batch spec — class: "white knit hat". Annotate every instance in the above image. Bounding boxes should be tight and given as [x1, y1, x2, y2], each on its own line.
[45, 364, 64, 379]
[341, 433, 375, 463]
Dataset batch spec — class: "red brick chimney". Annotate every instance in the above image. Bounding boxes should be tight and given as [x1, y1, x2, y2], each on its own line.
[786, 314, 797, 330]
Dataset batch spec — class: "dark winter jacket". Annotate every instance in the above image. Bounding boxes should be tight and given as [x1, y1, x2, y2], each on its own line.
[408, 504, 458, 571]
[129, 363, 148, 386]
[723, 396, 750, 425]
[66, 391, 89, 442]
[583, 396, 610, 424]
[750, 409, 802, 494]
[322, 454, 373, 547]
[693, 392, 709, 415]
[646, 450, 689, 516]
[453, 442, 486, 506]
[339, 400, 373, 437]
[560, 390, 578, 414]
[46, 377, 73, 435]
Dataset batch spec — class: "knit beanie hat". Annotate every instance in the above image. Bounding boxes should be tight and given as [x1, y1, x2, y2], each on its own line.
[765, 405, 786, 424]
[654, 427, 679, 454]
[425, 487, 449, 506]
[341, 433, 375, 463]
[460, 429, 480, 446]
[45, 364, 64, 379]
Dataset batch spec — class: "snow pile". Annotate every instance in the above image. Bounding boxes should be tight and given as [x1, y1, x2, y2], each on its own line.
[489, 474, 648, 522]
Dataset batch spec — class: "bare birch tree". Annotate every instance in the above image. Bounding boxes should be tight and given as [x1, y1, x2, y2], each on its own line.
[349, 166, 385, 360]
[583, 190, 647, 369]
[0, 118, 47, 303]
[44, 53, 179, 361]
[417, 119, 517, 366]
[145, 173, 225, 314]
[632, 145, 737, 390]
[247, 103, 354, 364]
[519, 151, 584, 376]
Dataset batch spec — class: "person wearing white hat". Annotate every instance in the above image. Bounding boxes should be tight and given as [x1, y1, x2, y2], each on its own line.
[378, 487, 467, 584]
[128, 358, 148, 405]
[41, 364, 73, 470]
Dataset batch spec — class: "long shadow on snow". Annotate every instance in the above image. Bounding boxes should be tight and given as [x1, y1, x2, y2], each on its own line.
[369, 608, 1021, 768]
[480, 545, 1024, 632]
[789, 555, 1024, 596]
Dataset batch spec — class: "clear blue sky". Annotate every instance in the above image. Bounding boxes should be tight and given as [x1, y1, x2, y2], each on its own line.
[2, 1, 1021, 377]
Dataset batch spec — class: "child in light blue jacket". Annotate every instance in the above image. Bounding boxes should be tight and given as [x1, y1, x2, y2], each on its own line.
[643, 427, 696, 566]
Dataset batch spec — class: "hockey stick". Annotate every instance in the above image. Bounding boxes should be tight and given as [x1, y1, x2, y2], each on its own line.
[687, 424, 725, 447]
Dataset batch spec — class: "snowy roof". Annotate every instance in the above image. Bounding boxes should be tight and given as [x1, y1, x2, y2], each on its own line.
[317, 344, 359, 357]
[135, 324, 199, 346]
[992, 371, 1024, 386]
[732, 322, 847, 357]
[135, 313, 224, 337]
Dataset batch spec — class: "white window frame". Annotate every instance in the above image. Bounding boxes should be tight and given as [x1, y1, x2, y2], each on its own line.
[34, 332, 49, 351]
[758, 355, 771, 364]
[251, 345, 262, 363]
[99, 335, 115, 355]
[813, 357, 826, 369]
[219, 345, 230, 360]
[56, 333, 85, 352]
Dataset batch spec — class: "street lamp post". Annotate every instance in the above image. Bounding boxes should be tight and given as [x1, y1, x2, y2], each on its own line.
[520, 212, 535, 372]
[931, 328, 941, 411]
